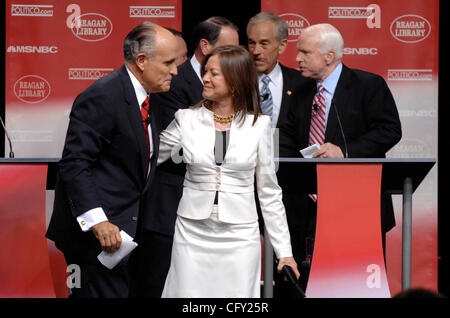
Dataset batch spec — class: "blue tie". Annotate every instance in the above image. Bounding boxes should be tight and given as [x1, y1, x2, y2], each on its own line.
[260, 75, 273, 117]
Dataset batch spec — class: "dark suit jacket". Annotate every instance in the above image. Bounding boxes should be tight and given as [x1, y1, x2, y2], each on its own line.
[276, 64, 309, 128]
[46, 65, 161, 262]
[279, 64, 402, 232]
[156, 59, 203, 128]
[142, 58, 203, 235]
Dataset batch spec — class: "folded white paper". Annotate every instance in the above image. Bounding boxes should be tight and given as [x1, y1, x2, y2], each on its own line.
[300, 144, 320, 158]
[97, 230, 138, 269]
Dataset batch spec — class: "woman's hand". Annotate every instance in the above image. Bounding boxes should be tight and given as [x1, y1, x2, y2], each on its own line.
[277, 256, 300, 280]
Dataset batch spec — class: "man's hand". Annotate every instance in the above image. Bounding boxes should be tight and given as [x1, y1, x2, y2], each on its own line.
[313, 142, 344, 158]
[92, 221, 122, 254]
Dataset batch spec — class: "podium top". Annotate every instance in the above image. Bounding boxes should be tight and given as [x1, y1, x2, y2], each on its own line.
[0, 158, 60, 189]
[0, 158, 60, 163]
[276, 158, 436, 194]
[1, 158, 436, 194]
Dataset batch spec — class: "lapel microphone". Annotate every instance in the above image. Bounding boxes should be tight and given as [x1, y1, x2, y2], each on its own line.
[331, 98, 348, 158]
[262, 93, 269, 101]
[313, 103, 318, 113]
[0, 116, 14, 158]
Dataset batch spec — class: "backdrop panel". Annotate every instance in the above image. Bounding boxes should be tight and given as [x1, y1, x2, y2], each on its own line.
[261, 0, 439, 296]
[4, 0, 181, 297]
[5, 0, 182, 158]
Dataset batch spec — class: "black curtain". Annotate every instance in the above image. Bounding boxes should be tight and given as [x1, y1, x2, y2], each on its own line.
[181, 0, 260, 56]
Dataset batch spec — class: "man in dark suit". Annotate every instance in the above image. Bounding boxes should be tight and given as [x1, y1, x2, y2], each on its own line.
[247, 12, 306, 128]
[129, 16, 239, 297]
[279, 23, 402, 292]
[46, 22, 179, 298]
[246, 12, 308, 298]
[153, 16, 239, 127]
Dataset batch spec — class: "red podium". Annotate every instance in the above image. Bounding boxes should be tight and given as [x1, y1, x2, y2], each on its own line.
[0, 158, 67, 298]
[277, 158, 435, 298]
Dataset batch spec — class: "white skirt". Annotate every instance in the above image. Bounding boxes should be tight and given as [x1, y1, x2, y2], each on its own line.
[161, 205, 261, 298]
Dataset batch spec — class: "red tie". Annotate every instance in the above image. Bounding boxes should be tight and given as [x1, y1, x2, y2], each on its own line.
[141, 96, 150, 165]
[308, 84, 326, 202]
[308, 84, 326, 147]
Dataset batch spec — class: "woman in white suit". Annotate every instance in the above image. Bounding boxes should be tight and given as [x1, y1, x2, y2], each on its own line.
[159, 45, 299, 298]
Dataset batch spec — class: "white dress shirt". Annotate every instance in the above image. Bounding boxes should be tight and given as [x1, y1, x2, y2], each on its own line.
[76, 65, 153, 232]
[190, 55, 203, 84]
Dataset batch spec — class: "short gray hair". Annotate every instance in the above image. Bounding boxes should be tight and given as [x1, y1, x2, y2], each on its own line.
[247, 12, 288, 44]
[123, 22, 157, 63]
[305, 23, 344, 60]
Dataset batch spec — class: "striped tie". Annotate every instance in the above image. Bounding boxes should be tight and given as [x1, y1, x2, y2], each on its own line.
[260, 75, 273, 117]
[308, 84, 326, 202]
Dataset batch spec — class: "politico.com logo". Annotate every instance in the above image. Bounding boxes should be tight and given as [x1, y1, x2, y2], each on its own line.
[68, 68, 113, 80]
[387, 69, 432, 81]
[11, 4, 54, 17]
[328, 4, 381, 28]
[129, 6, 175, 18]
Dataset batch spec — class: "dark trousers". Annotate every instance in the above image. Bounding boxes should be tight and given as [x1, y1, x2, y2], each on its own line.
[64, 256, 131, 298]
[274, 193, 316, 298]
[129, 229, 173, 298]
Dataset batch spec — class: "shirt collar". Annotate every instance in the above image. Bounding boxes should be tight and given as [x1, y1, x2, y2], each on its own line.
[125, 65, 148, 106]
[258, 62, 282, 87]
[190, 55, 203, 83]
[319, 62, 342, 95]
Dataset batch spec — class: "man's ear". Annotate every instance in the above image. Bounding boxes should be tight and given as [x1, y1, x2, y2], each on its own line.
[278, 38, 288, 55]
[199, 39, 210, 56]
[135, 53, 147, 71]
[325, 50, 336, 65]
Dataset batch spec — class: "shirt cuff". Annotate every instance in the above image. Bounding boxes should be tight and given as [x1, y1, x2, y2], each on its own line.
[275, 248, 293, 259]
[76, 207, 108, 232]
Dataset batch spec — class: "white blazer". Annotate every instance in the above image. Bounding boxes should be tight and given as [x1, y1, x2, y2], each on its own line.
[158, 105, 292, 258]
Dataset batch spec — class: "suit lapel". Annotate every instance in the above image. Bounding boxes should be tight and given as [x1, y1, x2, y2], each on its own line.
[180, 60, 204, 104]
[119, 65, 149, 181]
[277, 65, 294, 128]
[143, 105, 161, 191]
[325, 65, 351, 143]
